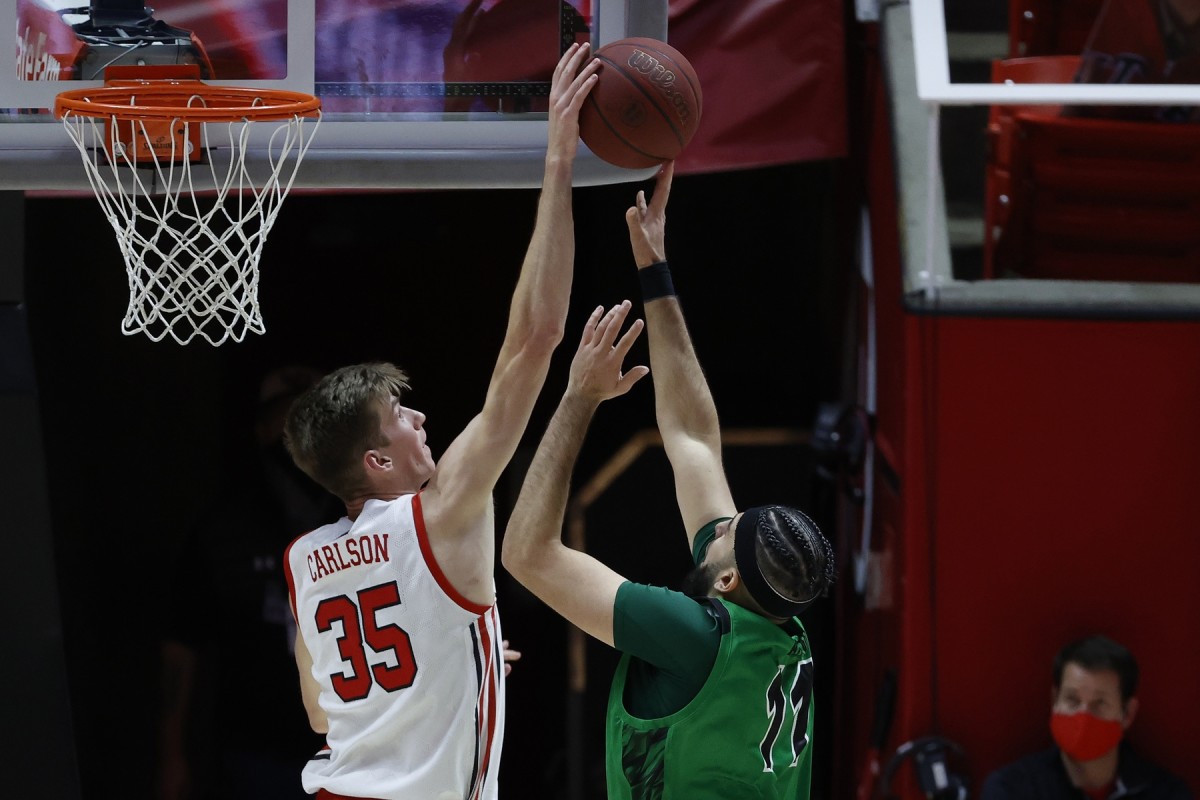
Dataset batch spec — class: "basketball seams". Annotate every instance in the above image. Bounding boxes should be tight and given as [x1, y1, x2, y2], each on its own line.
[583, 90, 666, 166]
[598, 49, 695, 140]
[595, 51, 686, 151]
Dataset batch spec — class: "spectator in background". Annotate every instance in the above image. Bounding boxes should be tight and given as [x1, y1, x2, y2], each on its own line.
[156, 366, 342, 800]
[981, 635, 1193, 800]
[1073, 0, 1200, 122]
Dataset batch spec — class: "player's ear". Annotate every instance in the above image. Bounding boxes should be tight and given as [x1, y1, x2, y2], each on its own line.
[364, 449, 391, 472]
[714, 566, 739, 595]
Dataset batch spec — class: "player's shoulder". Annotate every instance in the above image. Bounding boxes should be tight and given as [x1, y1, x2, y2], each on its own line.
[617, 583, 721, 628]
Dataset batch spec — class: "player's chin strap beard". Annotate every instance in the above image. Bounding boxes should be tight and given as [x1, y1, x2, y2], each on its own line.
[734, 506, 819, 619]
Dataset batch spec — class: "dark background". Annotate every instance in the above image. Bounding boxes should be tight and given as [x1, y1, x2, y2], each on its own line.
[22, 158, 851, 797]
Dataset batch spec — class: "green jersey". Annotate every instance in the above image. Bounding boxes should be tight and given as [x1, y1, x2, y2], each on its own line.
[606, 593, 815, 799]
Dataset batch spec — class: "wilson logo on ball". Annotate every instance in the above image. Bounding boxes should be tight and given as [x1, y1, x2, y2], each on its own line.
[627, 50, 692, 125]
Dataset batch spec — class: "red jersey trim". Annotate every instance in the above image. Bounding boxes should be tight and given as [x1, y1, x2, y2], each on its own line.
[469, 607, 501, 800]
[413, 492, 492, 615]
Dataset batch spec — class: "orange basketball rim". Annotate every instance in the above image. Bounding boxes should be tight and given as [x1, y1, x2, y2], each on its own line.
[54, 65, 321, 164]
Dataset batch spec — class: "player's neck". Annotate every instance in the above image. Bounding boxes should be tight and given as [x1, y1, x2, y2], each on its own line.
[345, 490, 410, 520]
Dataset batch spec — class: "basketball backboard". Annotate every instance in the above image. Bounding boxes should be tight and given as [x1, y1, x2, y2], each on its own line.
[2, 0, 667, 190]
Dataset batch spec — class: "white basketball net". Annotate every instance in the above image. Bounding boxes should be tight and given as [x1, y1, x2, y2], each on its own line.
[59, 110, 320, 345]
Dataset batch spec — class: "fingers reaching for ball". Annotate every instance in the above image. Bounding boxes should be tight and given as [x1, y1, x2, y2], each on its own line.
[547, 43, 601, 162]
[626, 162, 673, 267]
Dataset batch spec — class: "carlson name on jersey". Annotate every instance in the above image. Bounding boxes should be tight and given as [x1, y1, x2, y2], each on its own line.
[306, 533, 391, 582]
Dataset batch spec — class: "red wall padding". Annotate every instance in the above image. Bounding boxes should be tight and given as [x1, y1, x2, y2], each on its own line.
[920, 315, 1200, 789]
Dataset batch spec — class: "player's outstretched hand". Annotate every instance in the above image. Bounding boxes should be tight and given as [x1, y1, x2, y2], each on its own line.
[567, 302, 649, 404]
[625, 161, 674, 268]
[547, 42, 601, 163]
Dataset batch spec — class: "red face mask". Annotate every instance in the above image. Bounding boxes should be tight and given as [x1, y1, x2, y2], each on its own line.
[1051, 711, 1123, 762]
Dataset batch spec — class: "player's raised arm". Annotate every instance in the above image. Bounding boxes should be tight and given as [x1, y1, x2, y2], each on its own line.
[626, 163, 737, 545]
[502, 302, 649, 646]
[421, 45, 600, 549]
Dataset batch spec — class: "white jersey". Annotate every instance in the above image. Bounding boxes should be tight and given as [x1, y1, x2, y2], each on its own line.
[285, 492, 504, 800]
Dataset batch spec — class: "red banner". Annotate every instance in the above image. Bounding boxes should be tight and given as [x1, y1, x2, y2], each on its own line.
[668, 0, 848, 173]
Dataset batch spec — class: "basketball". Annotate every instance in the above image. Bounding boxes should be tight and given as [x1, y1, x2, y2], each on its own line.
[579, 37, 703, 170]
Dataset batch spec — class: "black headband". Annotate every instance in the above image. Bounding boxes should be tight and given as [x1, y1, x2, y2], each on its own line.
[734, 506, 818, 619]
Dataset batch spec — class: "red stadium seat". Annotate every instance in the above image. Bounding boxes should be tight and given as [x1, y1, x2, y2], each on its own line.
[1001, 114, 1200, 282]
[983, 56, 1078, 279]
[984, 55, 1200, 284]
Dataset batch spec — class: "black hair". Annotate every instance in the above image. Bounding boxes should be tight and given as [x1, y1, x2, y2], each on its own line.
[754, 505, 835, 604]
